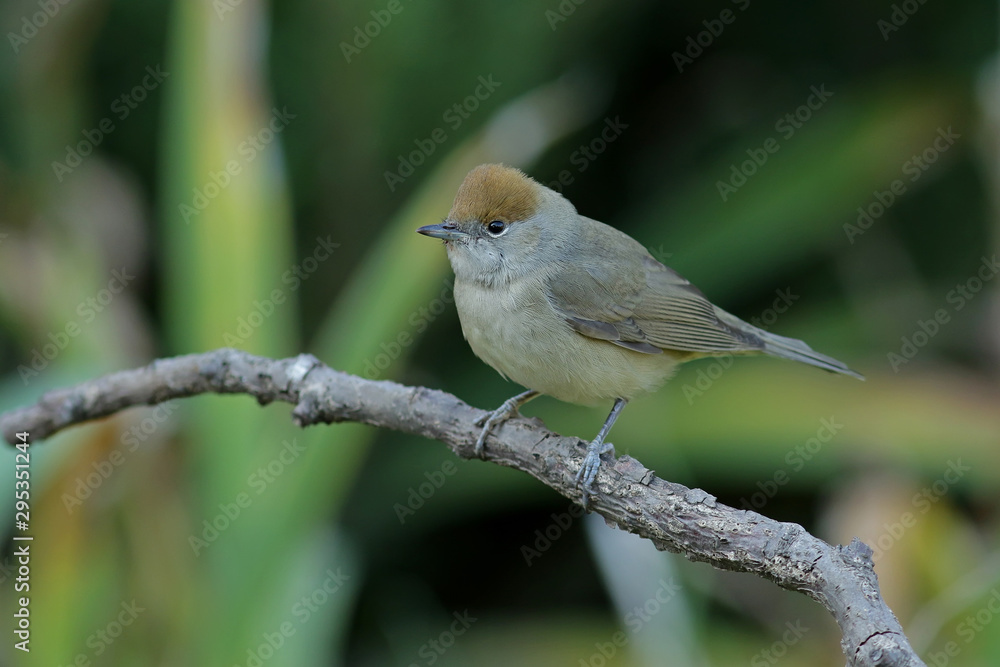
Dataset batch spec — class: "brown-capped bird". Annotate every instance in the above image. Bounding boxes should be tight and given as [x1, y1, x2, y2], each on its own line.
[418, 164, 862, 504]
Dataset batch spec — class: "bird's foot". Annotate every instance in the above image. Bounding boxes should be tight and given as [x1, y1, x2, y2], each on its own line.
[575, 439, 615, 508]
[474, 394, 530, 458]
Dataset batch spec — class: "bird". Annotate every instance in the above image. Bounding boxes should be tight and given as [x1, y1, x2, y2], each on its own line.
[417, 163, 862, 505]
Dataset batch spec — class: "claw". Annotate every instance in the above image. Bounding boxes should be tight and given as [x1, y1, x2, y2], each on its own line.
[574, 398, 627, 507]
[575, 439, 615, 507]
[474, 409, 508, 458]
[473, 390, 539, 458]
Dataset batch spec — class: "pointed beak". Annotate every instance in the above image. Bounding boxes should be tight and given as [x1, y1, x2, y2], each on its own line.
[416, 221, 467, 242]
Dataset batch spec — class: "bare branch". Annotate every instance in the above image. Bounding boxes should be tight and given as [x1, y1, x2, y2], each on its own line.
[0, 348, 925, 667]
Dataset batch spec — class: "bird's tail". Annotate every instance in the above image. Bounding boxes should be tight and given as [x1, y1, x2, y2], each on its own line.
[757, 329, 865, 380]
[716, 311, 865, 380]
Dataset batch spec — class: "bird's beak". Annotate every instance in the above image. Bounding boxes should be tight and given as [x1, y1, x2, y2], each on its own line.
[416, 221, 467, 242]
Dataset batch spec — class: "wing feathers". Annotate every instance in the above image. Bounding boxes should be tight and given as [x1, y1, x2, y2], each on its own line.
[541, 221, 859, 377]
[546, 251, 761, 354]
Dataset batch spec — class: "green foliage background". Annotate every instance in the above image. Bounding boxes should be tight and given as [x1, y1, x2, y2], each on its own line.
[0, 0, 998, 665]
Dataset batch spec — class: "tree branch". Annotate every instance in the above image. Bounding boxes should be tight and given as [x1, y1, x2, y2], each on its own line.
[0, 348, 924, 666]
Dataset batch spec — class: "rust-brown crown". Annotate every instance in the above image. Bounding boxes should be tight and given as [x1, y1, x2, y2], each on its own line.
[448, 164, 541, 224]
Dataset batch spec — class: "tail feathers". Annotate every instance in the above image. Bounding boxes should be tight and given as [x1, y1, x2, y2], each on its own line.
[713, 309, 864, 380]
[757, 329, 865, 380]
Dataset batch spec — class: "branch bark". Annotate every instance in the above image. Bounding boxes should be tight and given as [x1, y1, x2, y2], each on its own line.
[1, 348, 924, 666]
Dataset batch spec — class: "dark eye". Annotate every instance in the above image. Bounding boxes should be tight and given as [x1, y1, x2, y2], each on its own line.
[487, 220, 506, 235]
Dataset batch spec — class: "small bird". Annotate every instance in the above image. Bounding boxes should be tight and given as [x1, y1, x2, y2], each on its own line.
[418, 164, 862, 505]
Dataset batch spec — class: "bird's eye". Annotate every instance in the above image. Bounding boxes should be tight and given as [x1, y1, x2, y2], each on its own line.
[486, 220, 506, 235]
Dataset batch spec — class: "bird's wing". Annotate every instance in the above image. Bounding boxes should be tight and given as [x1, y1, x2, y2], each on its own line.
[631, 257, 763, 351]
[545, 252, 762, 354]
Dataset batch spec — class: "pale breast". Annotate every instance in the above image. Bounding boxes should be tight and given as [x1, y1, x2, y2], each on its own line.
[453, 276, 681, 405]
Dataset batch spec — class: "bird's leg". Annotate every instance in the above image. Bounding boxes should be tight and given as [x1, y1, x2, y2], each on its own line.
[473, 389, 540, 458]
[575, 398, 628, 507]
